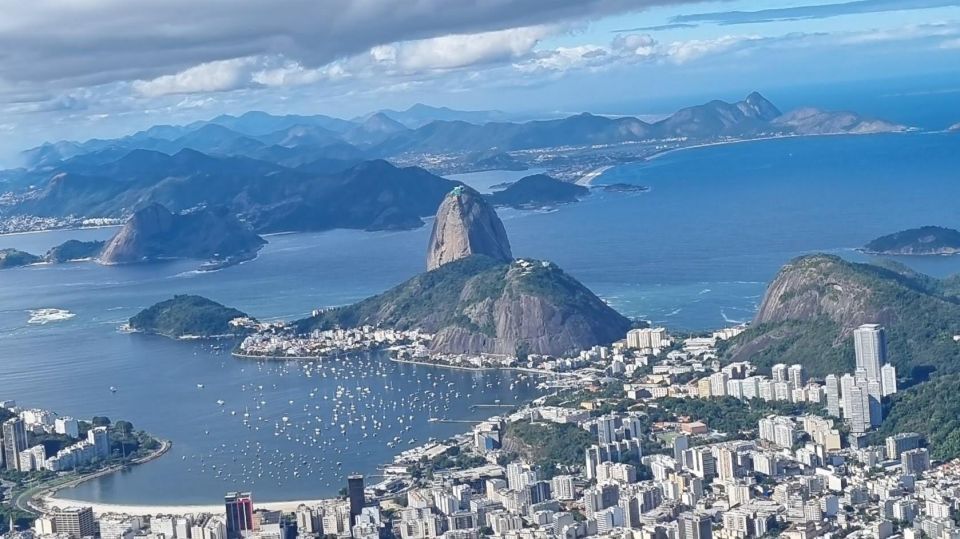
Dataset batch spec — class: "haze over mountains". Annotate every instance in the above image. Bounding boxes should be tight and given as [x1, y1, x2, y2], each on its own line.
[0, 94, 907, 236]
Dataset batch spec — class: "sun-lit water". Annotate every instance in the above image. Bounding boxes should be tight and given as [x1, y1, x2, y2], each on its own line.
[1, 131, 959, 504]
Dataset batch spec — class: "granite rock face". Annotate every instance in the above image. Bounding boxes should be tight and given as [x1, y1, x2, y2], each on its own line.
[426, 186, 512, 271]
[100, 203, 265, 264]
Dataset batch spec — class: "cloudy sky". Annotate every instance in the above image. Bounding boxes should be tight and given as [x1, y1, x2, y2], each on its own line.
[1, 0, 959, 162]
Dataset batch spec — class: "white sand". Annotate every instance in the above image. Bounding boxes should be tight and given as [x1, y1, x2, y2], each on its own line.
[42, 495, 335, 516]
[574, 165, 614, 186]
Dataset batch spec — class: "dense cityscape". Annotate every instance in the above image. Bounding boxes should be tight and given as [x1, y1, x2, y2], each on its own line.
[5, 320, 960, 539]
[2, 2, 960, 539]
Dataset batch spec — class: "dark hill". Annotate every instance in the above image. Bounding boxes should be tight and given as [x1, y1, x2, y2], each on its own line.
[487, 174, 588, 208]
[864, 226, 960, 255]
[129, 295, 251, 338]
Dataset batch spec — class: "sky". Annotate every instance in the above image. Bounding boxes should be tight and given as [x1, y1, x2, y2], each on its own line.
[1, 0, 959, 163]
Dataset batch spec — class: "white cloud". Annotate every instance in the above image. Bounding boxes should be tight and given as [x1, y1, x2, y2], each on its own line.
[377, 25, 555, 72]
[664, 35, 762, 63]
[515, 45, 609, 73]
[132, 58, 258, 97]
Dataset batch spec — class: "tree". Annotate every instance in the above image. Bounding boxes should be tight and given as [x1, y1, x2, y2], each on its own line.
[114, 421, 134, 436]
[92, 416, 111, 427]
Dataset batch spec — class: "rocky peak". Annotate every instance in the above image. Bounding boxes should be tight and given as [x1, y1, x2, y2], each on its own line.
[99, 203, 264, 265]
[426, 186, 512, 271]
[740, 92, 782, 121]
[753, 254, 897, 335]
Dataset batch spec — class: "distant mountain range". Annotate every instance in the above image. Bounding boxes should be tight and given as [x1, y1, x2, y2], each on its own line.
[0, 93, 909, 235]
[16, 92, 905, 170]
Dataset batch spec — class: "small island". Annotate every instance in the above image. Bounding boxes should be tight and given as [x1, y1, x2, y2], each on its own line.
[600, 182, 649, 193]
[0, 248, 42, 269]
[863, 226, 960, 256]
[128, 295, 255, 339]
[43, 240, 106, 263]
[486, 174, 588, 208]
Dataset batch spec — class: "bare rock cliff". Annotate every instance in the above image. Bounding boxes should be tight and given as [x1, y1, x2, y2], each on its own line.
[100, 203, 265, 264]
[426, 186, 512, 271]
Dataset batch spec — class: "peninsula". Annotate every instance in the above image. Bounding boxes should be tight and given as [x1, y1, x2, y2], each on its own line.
[128, 295, 255, 339]
[862, 225, 960, 255]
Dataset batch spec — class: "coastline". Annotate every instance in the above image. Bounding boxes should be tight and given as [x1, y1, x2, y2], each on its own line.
[0, 224, 121, 238]
[574, 165, 614, 186]
[390, 356, 578, 377]
[39, 496, 333, 517]
[22, 439, 173, 515]
[643, 131, 910, 163]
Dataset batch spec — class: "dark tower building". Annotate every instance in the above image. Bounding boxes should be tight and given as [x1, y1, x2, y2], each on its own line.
[347, 474, 365, 523]
[225, 491, 254, 539]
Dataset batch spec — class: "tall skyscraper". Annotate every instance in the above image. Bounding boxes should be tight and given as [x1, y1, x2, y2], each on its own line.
[348, 474, 365, 523]
[854, 324, 886, 382]
[881, 364, 898, 396]
[225, 492, 254, 539]
[3, 418, 28, 471]
[824, 374, 841, 417]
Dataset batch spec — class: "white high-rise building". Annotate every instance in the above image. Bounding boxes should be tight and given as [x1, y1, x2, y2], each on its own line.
[550, 475, 576, 501]
[846, 385, 871, 434]
[710, 372, 729, 398]
[854, 324, 886, 383]
[825, 374, 841, 417]
[840, 374, 856, 419]
[625, 328, 668, 350]
[881, 363, 897, 396]
[771, 364, 788, 383]
[788, 364, 805, 390]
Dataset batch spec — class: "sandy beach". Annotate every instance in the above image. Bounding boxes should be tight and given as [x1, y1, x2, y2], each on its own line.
[41, 495, 334, 516]
[574, 165, 614, 186]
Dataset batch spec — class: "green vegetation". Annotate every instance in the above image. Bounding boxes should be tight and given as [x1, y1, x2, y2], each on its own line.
[645, 397, 827, 436]
[723, 253, 960, 460]
[717, 319, 854, 377]
[723, 255, 960, 380]
[129, 295, 250, 338]
[299, 254, 631, 349]
[864, 226, 960, 255]
[0, 248, 41, 269]
[503, 420, 595, 478]
[871, 374, 960, 460]
[300, 255, 508, 334]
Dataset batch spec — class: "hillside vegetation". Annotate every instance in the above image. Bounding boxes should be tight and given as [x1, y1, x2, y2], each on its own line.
[722, 254, 960, 381]
[129, 295, 250, 338]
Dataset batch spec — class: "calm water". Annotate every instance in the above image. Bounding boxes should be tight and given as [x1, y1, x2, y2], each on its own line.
[1, 131, 959, 504]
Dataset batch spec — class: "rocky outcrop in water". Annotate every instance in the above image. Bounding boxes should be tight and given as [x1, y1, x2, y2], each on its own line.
[100, 203, 265, 265]
[426, 186, 512, 271]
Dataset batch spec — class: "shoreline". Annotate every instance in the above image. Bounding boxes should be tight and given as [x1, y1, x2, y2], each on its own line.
[23, 439, 173, 515]
[643, 130, 911, 163]
[574, 165, 614, 187]
[0, 224, 121, 238]
[39, 496, 334, 517]
[390, 356, 578, 377]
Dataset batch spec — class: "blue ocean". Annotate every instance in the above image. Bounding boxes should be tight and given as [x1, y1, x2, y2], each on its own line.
[0, 128, 958, 504]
